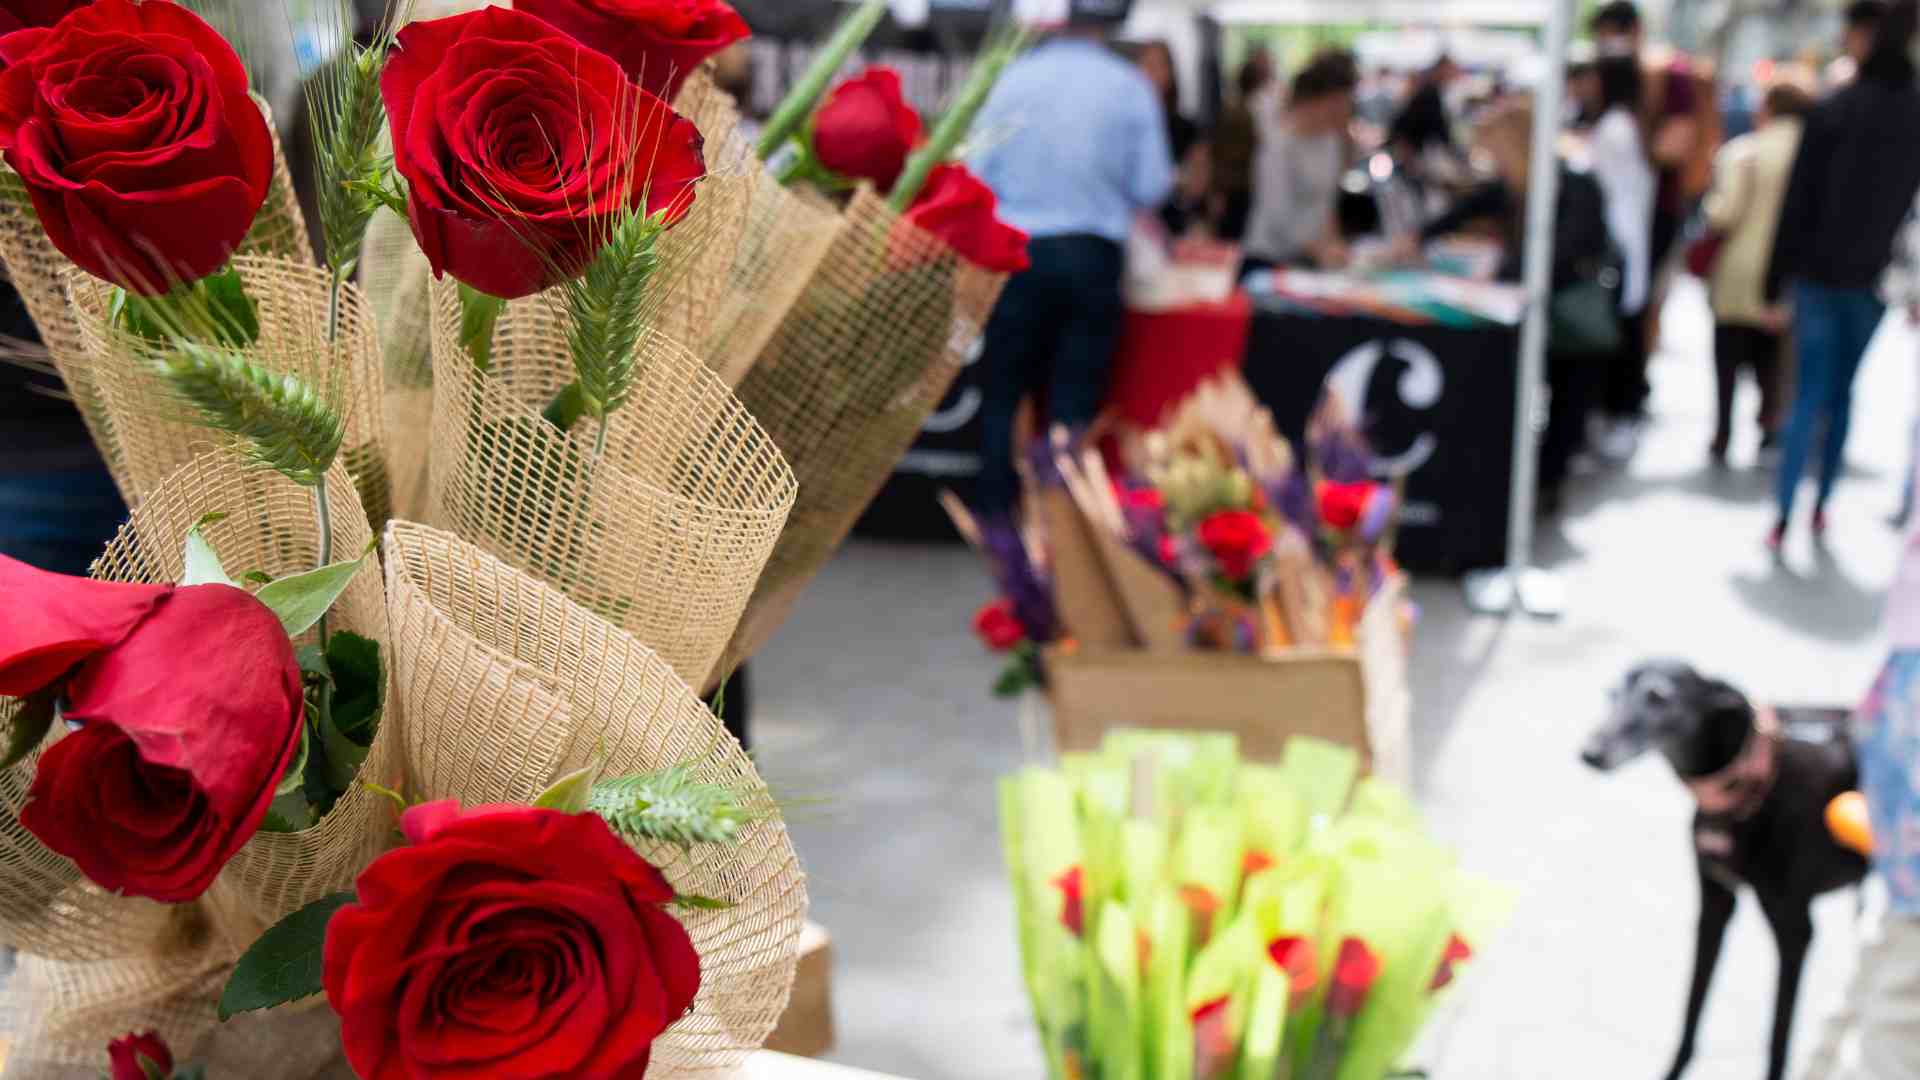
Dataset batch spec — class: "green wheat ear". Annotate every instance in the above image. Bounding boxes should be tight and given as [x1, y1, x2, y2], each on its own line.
[159, 343, 346, 487]
[306, 0, 416, 278]
[589, 764, 764, 850]
[563, 211, 665, 421]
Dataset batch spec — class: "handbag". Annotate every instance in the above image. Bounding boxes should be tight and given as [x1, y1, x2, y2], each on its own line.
[1685, 229, 1727, 278]
[1548, 279, 1623, 357]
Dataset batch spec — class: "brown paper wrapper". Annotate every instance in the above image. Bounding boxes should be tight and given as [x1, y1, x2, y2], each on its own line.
[66, 255, 390, 532]
[1037, 488, 1135, 649]
[425, 277, 796, 690]
[723, 189, 1008, 672]
[383, 521, 806, 1075]
[0, 97, 311, 502]
[0, 451, 391, 1075]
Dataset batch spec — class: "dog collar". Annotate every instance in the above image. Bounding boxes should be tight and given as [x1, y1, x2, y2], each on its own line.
[1685, 705, 1780, 820]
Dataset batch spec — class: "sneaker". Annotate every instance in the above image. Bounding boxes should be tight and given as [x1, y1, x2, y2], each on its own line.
[1766, 523, 1785, 553]
[1812, 509, 1828, 537]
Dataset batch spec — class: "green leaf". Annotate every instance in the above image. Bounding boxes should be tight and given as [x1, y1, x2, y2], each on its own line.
[457, 283, 504, 371]
[672, 893, 735, 912]
[140, 1055, 167, 1080]
[542, 381, 589, 433]
[174, 1066, 208, 1080]
[2, 688, 57, 770]
[260, 725, 315, 833]
[324, 631, 382, 745]
[534, 763, 601, 814]
[201, 265, 261, 346]
[315, 702, 372, 798]
[218, 890, 356, 1019]
[256, 552, 371, 637]
[181, 518, 237, 588]
[241, 570, 274, 586]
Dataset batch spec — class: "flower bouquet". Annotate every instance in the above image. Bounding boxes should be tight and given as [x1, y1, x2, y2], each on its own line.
[0, 1, 808, 1075]
[1000, 730, 1511, 1080]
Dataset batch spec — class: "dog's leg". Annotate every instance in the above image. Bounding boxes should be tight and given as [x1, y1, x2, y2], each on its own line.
[1757, 895, 1813, 1080]
[1665, 863, 1736, 1080]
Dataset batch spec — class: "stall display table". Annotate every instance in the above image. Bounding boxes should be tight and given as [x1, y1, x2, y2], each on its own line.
[1103, 293, 1255, 428]
[1241, 304, 1520, 576]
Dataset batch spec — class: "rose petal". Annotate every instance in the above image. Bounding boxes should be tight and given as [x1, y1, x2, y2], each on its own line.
[0, 554, 166, 697]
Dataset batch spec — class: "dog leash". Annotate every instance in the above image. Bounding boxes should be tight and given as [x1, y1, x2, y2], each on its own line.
[1685, 704, 1781, 821]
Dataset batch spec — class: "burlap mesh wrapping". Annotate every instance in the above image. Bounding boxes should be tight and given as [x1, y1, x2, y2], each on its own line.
[0, 452, 393, 1075]
[0, 98, 310, 500]
[651, 71, 754, 363]
[384, 521, 806, 1076]
[360, 207, 436, 524]
[425, 276, 796, 689]
[67, 255, 390, 530]
[723, 189, 1008, 670]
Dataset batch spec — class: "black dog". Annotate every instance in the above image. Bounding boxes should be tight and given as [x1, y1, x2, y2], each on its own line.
[1582, 661, 1868, 1080]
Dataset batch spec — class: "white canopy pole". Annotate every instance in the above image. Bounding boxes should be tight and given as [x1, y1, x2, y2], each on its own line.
[1463, 0, 1573, 617]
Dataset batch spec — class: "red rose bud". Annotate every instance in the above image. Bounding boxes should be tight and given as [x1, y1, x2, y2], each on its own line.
[901, 162, 1031, 273]
[1429, 932, 1474, 992]
[972, 598, 1027, 653]
[1178, 883, 1221, 947]
[384, 6, 706, 300]
[1327, 937, 1382, 1018]
[1317, 481, 1378, 532]
[0, 0, 89, 33]
[1195, 509, 1274, 581]
[1241, 849, 1276, 878]
[810, 67, 922, 191]
[107, 1030, 173, 1080]
[1191, 996, 1236, 1080]
[1157, 534, 1180, 568]
[1, 556, 303, 902]
[1266, 935, 1319, 999]
[1052, 865, 1085, 938]
[325, 801, 700, 1080]
[1121, 486, 1166, 514]
[514, 0, 750, 101]
[0, 0, 274, 294]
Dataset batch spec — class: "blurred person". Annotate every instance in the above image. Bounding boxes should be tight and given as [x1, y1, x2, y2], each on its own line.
[1418, 101, 1618, 511]
[1566, 53, 1603, 129]
[1133, 39, 1210, 236]
[1212, 49, 1275, 241]
[1765, 0, 1920, 548]
[1589, 55, 1657, 460]
[1242, 50, 1359, 277]
[1848, 0, 1891, 65]
[1892, 198, 1920, 528]
[969, 1, 1173, 514]
[1590, 0, 1722, 419]
[1388, 54, 1462, 162]
[1701, 77, 1814, 464]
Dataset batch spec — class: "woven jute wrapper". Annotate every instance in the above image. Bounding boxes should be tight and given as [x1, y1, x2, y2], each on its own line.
[67, 254, 391, 531]
[0, 451, 392, 1076]
[360, 206, 436, 524]
[383, 521, 807, 1075]
[723, 189, 1008, 671]
[0, 98, 309, 499]
[425, 276, 796, 690]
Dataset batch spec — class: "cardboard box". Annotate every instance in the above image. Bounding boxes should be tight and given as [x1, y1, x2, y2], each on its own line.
[764, 921, 834, 1058]
[1046, 581, 1411, 784]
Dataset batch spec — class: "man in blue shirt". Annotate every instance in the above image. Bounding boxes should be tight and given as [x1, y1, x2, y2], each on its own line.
[968, 1, 1174, 512]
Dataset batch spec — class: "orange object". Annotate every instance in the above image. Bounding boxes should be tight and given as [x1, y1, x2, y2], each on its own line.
[1827, 792, 1875, 856]
[1329, 595, 1360, 651]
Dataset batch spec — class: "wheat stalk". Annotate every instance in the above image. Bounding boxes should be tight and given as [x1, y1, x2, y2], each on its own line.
[589, 764, 766, 850]
[303, 0, 415, 280]
[158, 343, 346, 487]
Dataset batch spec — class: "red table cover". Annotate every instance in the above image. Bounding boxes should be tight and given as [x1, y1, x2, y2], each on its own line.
[1102, 291, 1254, 428]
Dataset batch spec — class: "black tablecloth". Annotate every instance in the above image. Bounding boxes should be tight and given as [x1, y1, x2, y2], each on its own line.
[1241, 310, 1519, 576]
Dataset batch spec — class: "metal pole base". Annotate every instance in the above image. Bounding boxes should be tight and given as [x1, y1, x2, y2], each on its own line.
[1462, 566, 1566, 618]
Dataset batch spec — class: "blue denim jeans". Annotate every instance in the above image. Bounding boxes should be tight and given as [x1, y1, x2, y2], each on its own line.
[1776, 282, 1887, 521]
[0, 465, 126, 576]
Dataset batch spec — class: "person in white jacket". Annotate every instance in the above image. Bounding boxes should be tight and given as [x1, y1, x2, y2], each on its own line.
[1588, 55, 1656, 458]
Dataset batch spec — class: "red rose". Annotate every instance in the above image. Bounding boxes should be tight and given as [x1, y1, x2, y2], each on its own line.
[324, 800, 700, 1080]
[811, 67, 921, 191]
[514, 0, 749, 101]
[1051, 865, 1084, 938]
[1318, 481, 1376, 531]
[383, 6, 705, 300]
[0, 555, 303, 903]
[972, 597, 1026, 653]
[1191, 996, 1235, 1080]
[107, 1030, 172, 1080]
[902, 162, 1030, 273]
[1266, 935, 1319, 998]
[1120, 486, 1166, 515]
[1429, 931, 1474, 992]
[1194, 509, 1273, 581]
[0, 0, 273, 294]
[0, 0, 89, 33]
[1326, 936, 1382, 1018]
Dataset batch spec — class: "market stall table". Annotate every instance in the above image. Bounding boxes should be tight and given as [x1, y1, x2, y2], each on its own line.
[1102, 292, 1255, 428]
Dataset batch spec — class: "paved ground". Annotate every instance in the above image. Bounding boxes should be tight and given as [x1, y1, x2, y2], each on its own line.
[751, 279, 1919, 1080]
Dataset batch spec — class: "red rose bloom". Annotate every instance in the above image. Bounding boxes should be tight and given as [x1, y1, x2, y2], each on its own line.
[1429, 932, 1474, 992]
[1326, 936, 1382, 1018]
[514, 0, 749, 101]
[0, 0, 273, 294]
[972, 598, 1027, 653]
[324, 801, 700, 1080]
[811, 67, 921, 191]
[0, 555, 303, 903]
[1195, 509, 1273, 581]
[902, 162, 1031, 273]
[383, 6, 705, 300]
[1266, 935, 1319, 997]
[107, 1030, 172, 1080]
[1318, 481, 1377, 531]
[1052, 865, 1084, 938]
[1191, 996, 1235, 1080]
[1120, 486, 1165, 515]
[0, 0, 90, 33]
